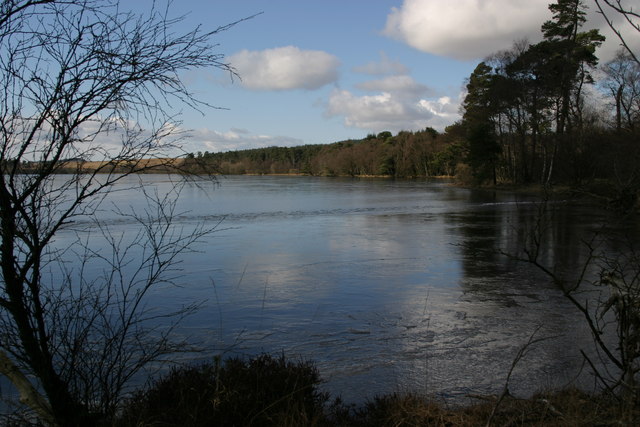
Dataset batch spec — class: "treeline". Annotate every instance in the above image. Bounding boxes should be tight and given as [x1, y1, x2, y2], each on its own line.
[456, 0, 640, 207]
[185, 0, 640, 209]
[185, 128, 461, 178]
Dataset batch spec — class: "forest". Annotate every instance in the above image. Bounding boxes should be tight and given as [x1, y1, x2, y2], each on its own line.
[185, 127, 457, 178]
[186, 0, 640, 211]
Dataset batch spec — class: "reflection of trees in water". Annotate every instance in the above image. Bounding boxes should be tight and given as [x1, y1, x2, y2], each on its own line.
[444, 191, 527, 279]
[448, 191, 635, 284]
[439, 190, 640, 393]
[436, 192, 620, 395]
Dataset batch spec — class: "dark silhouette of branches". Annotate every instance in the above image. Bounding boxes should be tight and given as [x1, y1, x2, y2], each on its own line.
[505, 195, 640, 414]
[595, 0, 640, 64]
[0, 0, 244, 424]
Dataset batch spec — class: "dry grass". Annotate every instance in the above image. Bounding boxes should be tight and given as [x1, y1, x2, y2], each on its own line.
[113, 353, 637, 427]
[346, 388, 633, 426]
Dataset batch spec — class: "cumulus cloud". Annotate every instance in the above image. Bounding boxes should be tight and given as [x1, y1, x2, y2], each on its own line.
[326, 52, 458, 132]
[186, 127, 303, 153]
[325, 75, 461, 133]
[383, 0, 640, 62]
[327, 90, 407, 130]
[417, 96, 461, 129]
[383, 0, 551, 60]
[356, 75, 433, 99]
[229, 46, 340, 91]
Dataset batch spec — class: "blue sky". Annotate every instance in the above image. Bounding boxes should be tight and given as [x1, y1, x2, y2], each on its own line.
[137, 0, 637, 154]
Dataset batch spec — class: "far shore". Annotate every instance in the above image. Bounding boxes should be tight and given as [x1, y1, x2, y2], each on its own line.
[30, 157, 457, 180]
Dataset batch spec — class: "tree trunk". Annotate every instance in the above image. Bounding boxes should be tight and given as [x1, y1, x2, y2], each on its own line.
[0, 349, 55, 426]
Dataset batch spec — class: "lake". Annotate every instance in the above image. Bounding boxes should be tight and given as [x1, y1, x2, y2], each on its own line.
[48, 175, 640, 403]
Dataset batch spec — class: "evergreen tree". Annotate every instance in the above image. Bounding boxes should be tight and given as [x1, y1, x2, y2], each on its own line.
[461, 62, 501, 184]
[539, 0, 605, 134]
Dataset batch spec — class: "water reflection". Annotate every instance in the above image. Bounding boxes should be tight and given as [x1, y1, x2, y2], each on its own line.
[438, 190, 637, 400]
[36, 176, 639, 403]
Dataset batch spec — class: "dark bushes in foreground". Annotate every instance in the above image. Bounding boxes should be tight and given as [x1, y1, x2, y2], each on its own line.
[115, 353, 637, 426]
[117, 354, 328, 426]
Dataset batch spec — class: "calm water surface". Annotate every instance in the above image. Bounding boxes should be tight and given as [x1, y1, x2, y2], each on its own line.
[54, 175, 640, 402]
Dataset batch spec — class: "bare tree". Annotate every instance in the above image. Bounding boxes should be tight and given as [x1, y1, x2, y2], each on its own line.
[0, 1, 242, 424]
[602, 50, 640, 133]
[594, 0, 640, 64]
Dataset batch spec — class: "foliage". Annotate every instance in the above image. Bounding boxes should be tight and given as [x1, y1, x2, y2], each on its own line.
[465, 122, 500, 185]
[117, 353, 328, 427]
[116, 362, 636, 427]
[453, 0, 640, 200]
[184, 128, 463, 178]
[460, 62, 501, 184]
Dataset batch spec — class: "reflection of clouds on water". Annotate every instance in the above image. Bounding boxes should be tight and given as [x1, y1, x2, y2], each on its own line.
[193, 180, 597, 401]
[430, 194, 620, 398]
[44, 175, 639, 403]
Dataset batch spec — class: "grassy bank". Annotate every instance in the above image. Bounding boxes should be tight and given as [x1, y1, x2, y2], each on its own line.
[105, 353, 636, 426]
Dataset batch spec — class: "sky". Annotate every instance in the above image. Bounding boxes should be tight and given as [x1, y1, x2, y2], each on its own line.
[136, 0, 639, 154]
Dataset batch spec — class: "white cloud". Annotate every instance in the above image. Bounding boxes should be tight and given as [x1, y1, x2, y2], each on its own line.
[418, 96, 462, 129]
[383, 0, 640, 62]
[327, 52, 461, 132]
[186, 127, 303, 153]
[327, 90, 406, 130]
[356, 75, 432, 99]
[325, 79, 461, 133]
[383, 0, 550, 60]
[229, 46, 340, 91]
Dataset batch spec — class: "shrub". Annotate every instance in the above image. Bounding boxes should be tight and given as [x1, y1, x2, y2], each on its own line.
[349, 394, 460, 426]
[454, 162, 474, 185]
[117, 354, 328, 426]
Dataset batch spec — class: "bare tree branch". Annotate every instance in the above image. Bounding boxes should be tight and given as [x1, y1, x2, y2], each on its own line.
[506, 194, 640, 412]
[595, 0, 640, 65]
[0, 0, 247, 424]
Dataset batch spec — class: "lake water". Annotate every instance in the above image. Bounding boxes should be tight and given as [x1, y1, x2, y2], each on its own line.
[43, 175, 640, 402]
